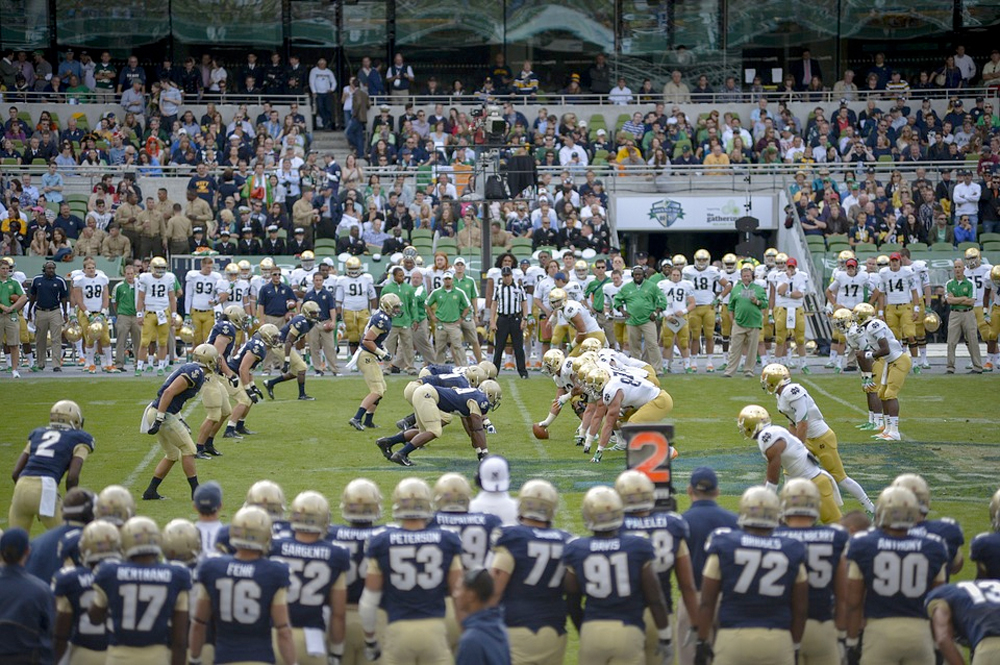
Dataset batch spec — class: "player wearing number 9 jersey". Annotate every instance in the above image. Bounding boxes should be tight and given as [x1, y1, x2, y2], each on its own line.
[617, 471, 699, 665]
[359, 478, 463, 665]
[490, 479, 573, 665]
[564, 486, 671, 665]
[926, 581, 1000, 665]
[844, 486, 949, 665]
[697, 486, 808, 665]
[191, 506, 296, 665]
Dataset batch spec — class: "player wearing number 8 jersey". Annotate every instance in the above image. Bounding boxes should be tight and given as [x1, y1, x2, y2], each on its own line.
[926, 581, 1000, 665]
[359, 477, 464, 665]
[696, 486, 809, 665]
[564, 486, 671, 665]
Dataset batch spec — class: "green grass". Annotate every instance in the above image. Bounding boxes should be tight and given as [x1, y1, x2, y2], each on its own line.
[1, 372, 995, 659]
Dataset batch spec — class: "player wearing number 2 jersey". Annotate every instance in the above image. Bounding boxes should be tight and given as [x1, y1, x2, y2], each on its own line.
[359, 478, 463, 665]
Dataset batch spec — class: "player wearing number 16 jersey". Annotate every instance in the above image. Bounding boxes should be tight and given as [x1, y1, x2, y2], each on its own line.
[925, 581, 1000, 665]
[490, 480, 573, 665]
[697, 486, 808, 665]
[359, 478, 463, 665]
[843, 486, 949, 665]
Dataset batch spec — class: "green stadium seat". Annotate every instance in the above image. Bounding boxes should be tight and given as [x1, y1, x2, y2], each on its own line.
[930, 243, 956, 252]
[957, 241, 980, 252]
[981, 241, 1000, 253]
[980, 232, 1000, 243]
[879, 243, 902, 253]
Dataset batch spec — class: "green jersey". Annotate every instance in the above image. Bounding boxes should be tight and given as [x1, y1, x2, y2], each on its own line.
[426, 286, 471, 323]
[613, 279, 666, 326]
[93, 62, 116, 90]
[728, 281, 767, 329]
[585, 276, 611, 312]
[112, 280, 137, 317]
[945, 278, 974, 311]
[453, 275, 478, 320]
[413, 286, 429, 322]
[0, 276, 25, 316]
[381, 279, 415, 326]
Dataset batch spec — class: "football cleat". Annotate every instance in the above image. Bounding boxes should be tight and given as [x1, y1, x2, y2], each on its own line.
[396, 414, 416, 431]
[204, 446, 223, 456]
[223, 430, 244, 439]
[297, 394, 316, 401]
[590, 450, 603, 463]
[141, 491, 167, 501]
[195, 451, 212, 460]
[574, 434, 585, 446]
[376, 437, 395, 459]
[264, 381, 275, 400]
[349, 418, 366, 431]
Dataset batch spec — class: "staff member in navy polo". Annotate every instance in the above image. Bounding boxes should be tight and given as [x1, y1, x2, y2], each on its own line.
[256, 266, 297, 372]
[29, 260, 70, 372]
[303, 271, 338, 375]
[677, 466, 738, 665]
[0, 528, 56, 665]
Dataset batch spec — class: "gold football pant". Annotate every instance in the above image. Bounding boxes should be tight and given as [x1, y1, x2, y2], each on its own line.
[190, 309, 215, 346]
[885, 303, 916, 340]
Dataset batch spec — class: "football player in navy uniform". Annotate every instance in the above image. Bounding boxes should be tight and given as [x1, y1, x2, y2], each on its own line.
[89, 516, 192, 665]
[375, 379, 502, 466]
[53, 520, 121, 664]
[893, 474, 966, 578]
[10, 400, 94, 531]
[564, 486, 671, 665]
[358, 477, 464, 665]
[190, 506, 297, 665]
[348, 293, 401, 431]
[25, 487, 95, 584]
[489, 479, 572, 665]
[391, 365, 488, 434]
[272, 491, 351, 665]
[926, 580, 1000, 665]
[215, 480, 291, 555]
[844, 486, 949, 665]
[140, 343, 218, 501]
[773, 478, 850, 665]
[970, 489, 1000, 580]
[696, 486, 808, 665]
[616, 470, 699, 665]
[222, 323, 280, 440]
[432, 473, 502, 650]
[330, 479, 386, 665]
[192, 305, 246, 459]
[264, 300, 321, 401]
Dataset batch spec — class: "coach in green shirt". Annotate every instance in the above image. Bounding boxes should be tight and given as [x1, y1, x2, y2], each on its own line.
[725, 263, 768, 377]
[613, 265, 666, 369]
[944, 259, 982, 373]
[426, 272, 472, 366]
[0, 260, 27, 375]
[111, 264, 141, 370]
[382, 265, 417, 373]
[453, 258, 483, 364]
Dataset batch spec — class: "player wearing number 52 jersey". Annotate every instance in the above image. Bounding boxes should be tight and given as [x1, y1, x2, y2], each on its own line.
[926, 581, 1000, 665]
[359, 478, 463, 665]
[89, 517, 192, 665]
[564, 486, 671, 665]
[844, 486, 948, 665]
[271, 491, 351, 665]
[490, 480, 573, 665]
[697, 487, 808, 665]
[192, 506, 296, 665]
[10, 400, 93, 532]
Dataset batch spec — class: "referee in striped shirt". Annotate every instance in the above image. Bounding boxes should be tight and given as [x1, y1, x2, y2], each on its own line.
[490, 266, 529, 378]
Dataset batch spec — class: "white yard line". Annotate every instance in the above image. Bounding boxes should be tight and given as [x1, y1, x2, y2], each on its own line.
[799, 378, 911, 442]
[506, 378, 551, 460]
[123, 398, 201, 488]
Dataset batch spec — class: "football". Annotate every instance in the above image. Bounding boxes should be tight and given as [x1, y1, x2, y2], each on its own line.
[532, 423, 549, 440]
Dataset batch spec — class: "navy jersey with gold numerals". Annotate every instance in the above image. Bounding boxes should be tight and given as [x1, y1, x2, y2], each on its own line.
[53, 564, 109, 652]
[435, 386, 490, 416]
[925, 581, 1000, 650]
[270, 537, 351, 630]
[433, 512, 502, 570]
[622, 512, 690, 613]
[329, 524, 385, 604]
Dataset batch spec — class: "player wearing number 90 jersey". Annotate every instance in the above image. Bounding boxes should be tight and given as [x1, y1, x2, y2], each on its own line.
[844, 486, 949, 665]
[925, 581, 1000, 665]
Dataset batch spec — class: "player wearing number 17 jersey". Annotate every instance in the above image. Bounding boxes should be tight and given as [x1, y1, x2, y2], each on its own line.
[359, 478, 463, 665]
[697, 486, 808, 665]
[844, 486, 949, 665]
[825, 258, 869, 371]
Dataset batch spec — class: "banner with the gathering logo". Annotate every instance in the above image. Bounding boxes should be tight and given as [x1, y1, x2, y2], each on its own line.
[614, 194, 777, 232]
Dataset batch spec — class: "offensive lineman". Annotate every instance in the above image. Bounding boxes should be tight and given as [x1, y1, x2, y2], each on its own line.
[586, 366, 673, 462]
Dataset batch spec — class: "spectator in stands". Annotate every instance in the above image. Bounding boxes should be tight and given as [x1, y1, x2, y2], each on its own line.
[336, 225, 366, 255]
[848, 210, 876, 248]
[0, 49, 15, 89]
[50, 228, 71, 261]
[901, 213, 927, 246]
[662, 70, 690, 103]
[215, 229, 236, 254]
[513, 60, 539, 99]
[935, 56, 963, 90]
[356, 56, 384, 96]
[386, 52, 414, 98]
[954, 214, 976, 244]
[953, 169, 981, 226]
[532, 216, 558, 250]
[101, 223, 131, 259]
[833, 70, 858, 100]
[54, 203, 83, 239]
[928, 212, 953, 245]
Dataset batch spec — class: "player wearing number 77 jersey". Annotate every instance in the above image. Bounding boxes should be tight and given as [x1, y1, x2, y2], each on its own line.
[490, 479, 573, 665]
[843, 486, 949, 665]
[925, 580, 1000, 665]
[359, 478, 464, 665]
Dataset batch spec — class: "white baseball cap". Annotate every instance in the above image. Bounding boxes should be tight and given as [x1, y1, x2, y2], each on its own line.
[477, 456, 510, 492]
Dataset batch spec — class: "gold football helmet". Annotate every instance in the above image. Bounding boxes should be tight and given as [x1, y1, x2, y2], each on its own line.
[760, 363, 791, 394]
[574, 259, 590, 280]
[192, 343, 219, 369]
[478, 361, 498, 379]
[225, 262, 240, 279]
[300, 250, 315, 269]
[380, 292, 402, 317]
[51, 400, 84, 429]
[779, 478, 821, 520]
[672, 254, 688, 270]
[579, 337, 603, 354]
[64, 323, 83, 343]
[87, 316, 107, 341]
[464, 365, 487, 388]
[722, 253, 737, 270]
[178, 323, 195, 344]
[764, 248, 778, 267]
[615, 470, 656, 514]
[259, 257, 276, 273]
[301, 300, 321, 321]
[150, 256, 168, 277]
[548, 288, 567, 310]
[581, 486, 624, 532]
[773, 253, 788, 270]
[433, 473, 473, 512]
[95, 485, 136, 526]
[162, 519, 201, 564]
[480, 379, 502, 410]
[852, 302, 876, 325]
[542, 349, 565, 376]
[257, 323, 281, 348]
[346, 256, 363, 277]
[518, 479, 559, 523]
[172, 313, 185, 329]
[341, 478, 383, 523]
[290, 491, 331, 534]
[923, 311, 941, 333]
[832, 308, 853, 333]
[737, 404, 771, 439]
[990, 488, 1000, 531]
[837, 249, 855, 268]
[230, 505, 273, 552]
[992, 265, 1000, 286]
[694, 249, 710, 268]
[392, 477, 434, 520]
[571, 351, 598, 375]
[738, 486, 781, 529]
[586, 367, 611, 397]
[79, 521, 122, 565]
[874, 486, 921, 530]
[245, 480, 286, 521]
[225, 304, 248, 329]
[120, 516, 162, 558]
[892, 473, 931, 515]
[965, 246, 981, 268]
[876, 254, 890, 269]
[238, 260, 252, 279]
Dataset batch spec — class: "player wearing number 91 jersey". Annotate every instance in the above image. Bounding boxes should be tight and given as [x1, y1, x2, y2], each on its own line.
[844, 486, 949, 665]
[564, 486, 671, 665]
[925, 581, 1000, 665]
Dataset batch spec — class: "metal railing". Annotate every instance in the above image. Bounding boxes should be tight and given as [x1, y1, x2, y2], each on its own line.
[0, 89, 313, 107]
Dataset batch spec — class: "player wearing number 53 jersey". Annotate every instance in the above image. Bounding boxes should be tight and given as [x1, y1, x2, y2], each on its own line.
[564, 486, 671, 665]
[89, 516, 192, 665]
[844, 486, 949, 665]
[359, 478, 464, 665]
[490, 479, 573, 665]
[697, 487, 808, 665]
[10, 400, 93, 532]
[926, 581, 1000, 665]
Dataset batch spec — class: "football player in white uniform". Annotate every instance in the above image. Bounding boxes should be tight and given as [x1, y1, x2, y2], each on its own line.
[535, 349, 580, 435]
[571, 259, 594, 295]
[337, 256, 377, 357]
[216, 262, 252, 326]
[682, 249, 730, 372]
[658, 266, 695, 374]
[965, 247, 995, 369]
[533, 259, 559, 357]
[185, 257, 222, 348]
[549, 288, 605, 356]
[871, 252, 919, 368]
[586, 366, 673, 463]
[602, 268, 627, 351]
[825, 257, 870, 371]
[737, 404, 842, 523]
[982, 265, 1000, 372]
[547, 272, 581, 353]
[902, 253, 932, 369]
[594, 342, 660, 387]
[249, 257, 276, 303]
[718, 253, 740, 359]
[773, 257, 811, 372]
[72, 257, 113, 373]
[136, 256, 178, 375]
[853, 302, 911, 441]
[288, 250, 318, 299]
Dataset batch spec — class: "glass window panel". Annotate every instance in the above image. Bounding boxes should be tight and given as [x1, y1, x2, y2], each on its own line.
[173, 0, 282, 46]
[55, 0, 168, 48]
[291, 1, 338, 46]
[962, 0, 1000, 28]
[343, 0, 387, 49]
[396, 0, 503, 47]
[840, 0, 952, 39]
[1, 0, 48, 50]
[621, 0, 668, 56]
[505, 0, 614, 53]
